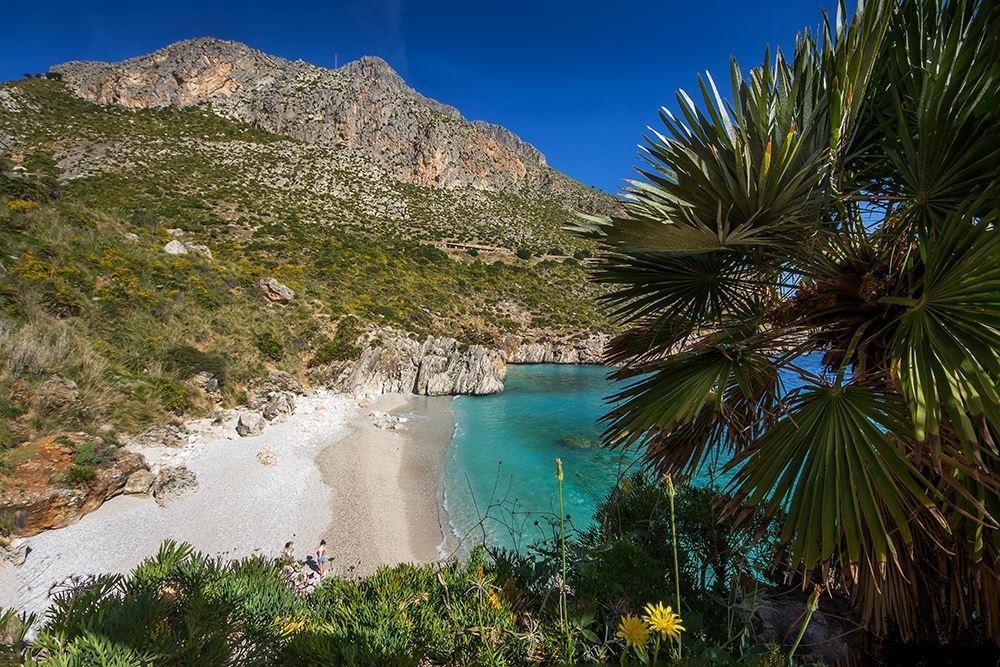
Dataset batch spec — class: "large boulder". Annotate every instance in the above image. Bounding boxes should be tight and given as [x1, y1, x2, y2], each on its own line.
[0, 435, 148, 536]
[258, 277, 295, 303]
[151, 465, 198, 505]
[163, 240, 188, 255]
[123, 469, 156, 495]
[262, 392, 295, 421]
[236, 410, 266, 437]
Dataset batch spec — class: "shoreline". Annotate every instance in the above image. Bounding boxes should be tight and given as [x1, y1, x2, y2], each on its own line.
[0, 389, 459, 616]
[317, 393, 456, 577]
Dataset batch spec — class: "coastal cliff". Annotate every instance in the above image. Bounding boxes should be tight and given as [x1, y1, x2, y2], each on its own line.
[321, 329, 608, 399]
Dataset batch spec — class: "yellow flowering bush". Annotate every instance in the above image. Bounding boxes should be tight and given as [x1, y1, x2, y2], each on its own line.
[7, 199, 38, 212]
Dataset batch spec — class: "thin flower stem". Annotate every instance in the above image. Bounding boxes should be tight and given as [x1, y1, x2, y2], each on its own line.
[787, 585, 822, 665]
[666, 475, 682, 658]
[555, 458, 570, 661]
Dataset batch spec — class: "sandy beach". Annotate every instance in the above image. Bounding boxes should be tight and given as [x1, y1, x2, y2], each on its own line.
[0, 390, 456, 617]
[320, 393, 455, 576]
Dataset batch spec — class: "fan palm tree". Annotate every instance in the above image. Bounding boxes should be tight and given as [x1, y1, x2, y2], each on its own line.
[574, 0, 998, 643]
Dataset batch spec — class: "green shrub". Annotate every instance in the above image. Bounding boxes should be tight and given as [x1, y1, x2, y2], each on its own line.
[573, 249, 589, 260]
[466, 247, 479, 257]
[152, 376, 192, 413]
[515, 248, 533, 260]
[309, 318, 362, 367]
[162, 345, 228, 385]
[547, 246, 564, 256]
[254, 331, 284, 361]
[60, 463, 96, 487]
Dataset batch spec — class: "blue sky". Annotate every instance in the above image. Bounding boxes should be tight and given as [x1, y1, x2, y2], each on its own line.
[3, 0, 837, 193]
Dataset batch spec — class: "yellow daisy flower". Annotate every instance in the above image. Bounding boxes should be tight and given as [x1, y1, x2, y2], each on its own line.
[642, 601, 685, 639]
[616, 614, 649, 648]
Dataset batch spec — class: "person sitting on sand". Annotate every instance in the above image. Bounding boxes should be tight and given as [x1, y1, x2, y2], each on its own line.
[281, 541, 294, 561]
[315, 540, 327, 575]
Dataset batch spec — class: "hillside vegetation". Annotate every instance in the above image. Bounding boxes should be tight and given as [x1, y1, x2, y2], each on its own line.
[0, 77, 605, 484]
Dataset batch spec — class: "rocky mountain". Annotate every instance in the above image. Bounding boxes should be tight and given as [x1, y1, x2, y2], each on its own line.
[52, 38, 592, 197]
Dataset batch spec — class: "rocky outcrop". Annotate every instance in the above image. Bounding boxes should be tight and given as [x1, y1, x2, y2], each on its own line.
[258, 277, 295, 303]
[0, 435, 148, 537]
[236, 411, 266, 436]
[333, 329, 506, 398]
[500, 333, 608, 364]
[320, 328, 608, 399]
[151, 465, 198, 506]
[50, 37, 601, 199]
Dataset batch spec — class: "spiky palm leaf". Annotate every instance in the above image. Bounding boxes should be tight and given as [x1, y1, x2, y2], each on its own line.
[578, 0, 1000, 643]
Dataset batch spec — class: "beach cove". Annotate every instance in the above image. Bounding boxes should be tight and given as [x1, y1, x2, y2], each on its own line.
[0, 390, 458, 617]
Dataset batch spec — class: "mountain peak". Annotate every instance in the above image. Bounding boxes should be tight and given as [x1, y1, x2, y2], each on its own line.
[46, 38, 594, 194]
[339, 55, 401, 81]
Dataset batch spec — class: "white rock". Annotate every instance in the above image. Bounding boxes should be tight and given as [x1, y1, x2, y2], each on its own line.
[236, 411, 266, 436]
[163, 240, 188, 255]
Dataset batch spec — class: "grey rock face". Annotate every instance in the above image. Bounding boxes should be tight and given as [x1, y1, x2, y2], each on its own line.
[500, 333, 609, 364]
[334, 328, 506, 398]
[51, 37, 574, 193]
[236, 410, 266, 436]
[258, 277, 295, 303]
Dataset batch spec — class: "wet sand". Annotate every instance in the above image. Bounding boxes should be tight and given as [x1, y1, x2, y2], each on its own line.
[318, 393, 455, 577]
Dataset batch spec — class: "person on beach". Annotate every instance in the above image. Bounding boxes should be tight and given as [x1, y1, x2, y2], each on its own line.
[281, 541, 294, 561]
[315, 540, 327, 575]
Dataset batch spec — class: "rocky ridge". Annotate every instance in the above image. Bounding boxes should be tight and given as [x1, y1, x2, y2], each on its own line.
[313, 329, 608, 399]
[52, 38, 592, 196]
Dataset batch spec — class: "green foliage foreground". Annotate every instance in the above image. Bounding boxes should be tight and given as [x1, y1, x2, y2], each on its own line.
[0, 480, 801, 667]
[574, 0, 999, 645]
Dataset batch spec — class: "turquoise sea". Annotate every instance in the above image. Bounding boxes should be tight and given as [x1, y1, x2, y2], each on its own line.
[442, 357, 826, 554]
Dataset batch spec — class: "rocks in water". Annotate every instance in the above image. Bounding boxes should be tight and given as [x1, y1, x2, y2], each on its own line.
[258, 277, 295, 303]
[0, 435, 148, 537]
[262, 392, 295, 421]
[123, 469, 156, 495]
[335, 328, 506, 398]
[236, 411, 266, 437]
[163, 239, 188, 255]
[500, 333, 608, 364]
[152, 465, 198, 505]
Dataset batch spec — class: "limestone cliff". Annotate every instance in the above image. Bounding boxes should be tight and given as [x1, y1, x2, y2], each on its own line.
[51, 37, 603, 203]
[333, 330, 507, 398]
[319, 329, 607, 399]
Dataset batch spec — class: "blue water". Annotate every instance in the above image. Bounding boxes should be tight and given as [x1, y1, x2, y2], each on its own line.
[443, 357, 826, 554]
[443, 365, 636, 553]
